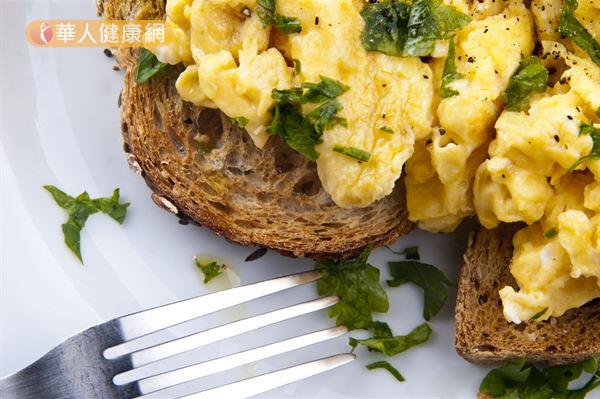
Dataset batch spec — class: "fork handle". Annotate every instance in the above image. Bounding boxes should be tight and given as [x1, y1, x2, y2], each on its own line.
[0, 323, 136, 399]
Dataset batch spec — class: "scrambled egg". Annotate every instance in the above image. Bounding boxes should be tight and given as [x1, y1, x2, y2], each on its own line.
[152, 0, 600, 322]
[155, 0, 433, 208]
[474, 40, 600, 322]
[405, 1, 535, 232]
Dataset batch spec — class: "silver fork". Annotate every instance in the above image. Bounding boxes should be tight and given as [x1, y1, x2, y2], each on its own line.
[0, 270, 354, 399]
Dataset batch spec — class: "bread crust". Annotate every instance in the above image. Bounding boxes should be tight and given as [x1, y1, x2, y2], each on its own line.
[455, 224, 600, 365]
[99, 0, 412, 259]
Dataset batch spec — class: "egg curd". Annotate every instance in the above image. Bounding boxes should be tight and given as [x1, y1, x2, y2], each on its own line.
[154, 0, 433, 208]
[151, 0, 600, 323]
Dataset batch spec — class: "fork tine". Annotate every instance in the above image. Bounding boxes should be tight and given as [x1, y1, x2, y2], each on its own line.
[177, 354, 356, 399]
[110, 296, 339, 368]
[133, 326, 348, 396]
[115, 270, 321, 341]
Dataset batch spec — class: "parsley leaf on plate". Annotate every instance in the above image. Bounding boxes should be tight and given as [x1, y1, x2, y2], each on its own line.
[315, 246, 389, 330]
[366, 361, 405, 382]
[569, 120, 600, 171]
[558, 0, 600, 66]
[361, 0, 470, 57]
[387, 260, 454, 321]
[349, 323, 432, 356]
[503, 56, 549, 111]
[136, 49, 170, 83]
[257, 0, 302, 34]
[268, 76, 349, 160]
[194, 259, 224, 284]
[440, 39, 463, 98]
[44, 186, 129, 263]
[479, 358, 600, 398]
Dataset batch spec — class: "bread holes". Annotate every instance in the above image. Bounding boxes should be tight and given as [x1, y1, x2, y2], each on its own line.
[193, 108, 224, 148]
[273, 144, 306, 174]
[153, 105, 164, 131]
[322, 222, 345, 228]
[208, 200, 233, 215]
[293, 175, 321, 196]
[166, 127, 186, 156]
[234, 219, 262, 230]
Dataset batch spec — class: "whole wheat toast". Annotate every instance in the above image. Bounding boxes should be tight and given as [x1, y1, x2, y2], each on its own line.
[455, 223, 600, 365]
[97, 0, 412, 259]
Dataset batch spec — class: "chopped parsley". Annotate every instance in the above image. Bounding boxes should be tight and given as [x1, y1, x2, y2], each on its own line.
[136, 49, 169, 83]
[315, 246, 389, 331]
[293, 58, 302, 74]
[333, 145, 372, 163]
[384, 245, 421, 259]
[232, 117, 249, 128]
[479, 358, 600, 398]
[558, 0, 600, 67]
[349, 323, 432, 356]
[387, 259, 454, 321]
[268, 76, 349, 160]
[568, 120, 600, 171]
[194, 258, 224, 283]
[366, 361, 405, 382]
[360, 0, 470, 58]
[257, 0, 302, 34]
[503, 56, 549, 111]
[528, 307, 548, 321]
[380, 126, 395, 134]
[44, 186, 129, 263]
[544, 228, 558, 239]
[440, 39, 464, 98]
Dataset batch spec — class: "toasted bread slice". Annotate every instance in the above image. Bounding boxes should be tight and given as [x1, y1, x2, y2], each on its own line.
[455, 223, 600, 365]
[97, 0, 412, 258]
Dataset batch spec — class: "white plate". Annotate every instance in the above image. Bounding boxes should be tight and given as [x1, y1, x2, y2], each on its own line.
[0, 1, 492, 397]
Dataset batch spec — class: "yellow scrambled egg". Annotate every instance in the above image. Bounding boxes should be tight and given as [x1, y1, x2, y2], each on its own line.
[474, 40, 600, 322]
[155, 0, 433, 208]
[152, 0, 600, 322]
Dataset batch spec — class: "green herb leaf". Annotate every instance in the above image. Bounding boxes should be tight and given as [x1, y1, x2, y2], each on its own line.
[349, 323, 431, 356]
[558, 0, 600, 67]
[503, 56, 549, 111]
[366, 361, 405, 382]
[302, 76, 350, 103]
[268, 77, 348, 160]
[257, 0, 302, 34]
[267, 103, 322, 160]
[384, 245, 421, 260]
[136, 48, 169, 83]
[403, 0, 471, 57]
[333, 145, 372, 162]
[368, 320, 394, 338]
[544, 228, 558, 239]
[194, 259, 223, 284]
[315, 246, 389, 330]
[528, 307, 548, 321]
[387, 260, 454, 320]
[440, 39, 464, 98]
[569, 121, 600, 171]
[44, 186, 130, 263]
[232, 117, 249, 128]
[307, 100, 346, 135]
[361, 0, 470, 58]
[380, 126, 395, 134]
[293, 58, 302, 74]
[479, 358, 600, 398]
